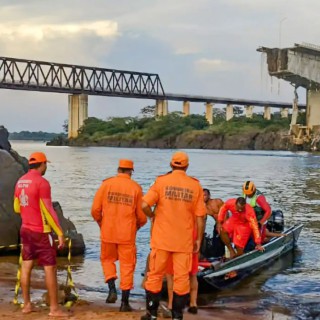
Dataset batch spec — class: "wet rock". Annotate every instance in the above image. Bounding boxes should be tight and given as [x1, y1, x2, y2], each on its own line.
[0, 126, 85, 255]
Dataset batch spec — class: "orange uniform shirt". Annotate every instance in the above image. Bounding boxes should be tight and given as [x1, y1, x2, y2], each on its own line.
[218, 198, 261, 245]
[143, 170, 206, 253]
[91, 173, 147, 244]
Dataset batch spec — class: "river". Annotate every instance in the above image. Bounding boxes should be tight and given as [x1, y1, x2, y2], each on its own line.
[4, 141, 320, 319]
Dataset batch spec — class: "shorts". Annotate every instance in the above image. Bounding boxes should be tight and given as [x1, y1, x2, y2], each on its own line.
[222, 217, 252, 249]
[166, 251, 198, 275]
[20, 228, 57, 266]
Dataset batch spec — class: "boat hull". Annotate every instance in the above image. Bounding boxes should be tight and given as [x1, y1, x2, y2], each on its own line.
[197, 224, 303, 293]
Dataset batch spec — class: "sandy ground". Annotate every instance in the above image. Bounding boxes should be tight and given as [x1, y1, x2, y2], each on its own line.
[0, 265, 291, 320]
[0, 301, 291, 320]
[0, 288, 292, 320]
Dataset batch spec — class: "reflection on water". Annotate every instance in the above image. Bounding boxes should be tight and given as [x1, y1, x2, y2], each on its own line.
[5, 142, 320, 319]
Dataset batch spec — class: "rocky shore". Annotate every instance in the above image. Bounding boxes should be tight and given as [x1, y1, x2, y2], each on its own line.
[0, 126, 85, 255]
[49, 129, 298, 151]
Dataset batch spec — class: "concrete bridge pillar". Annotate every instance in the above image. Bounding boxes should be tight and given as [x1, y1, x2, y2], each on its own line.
[155, 99, 168, 117]
[226, 104, 234, 121]
[183, 101, 190, 116]
[264, 106, 271, 120]
[290, 98, 299, 129]
[306, 90, 320, 128]
[280, 108, 289, 118]
[68, 94, 88, 138]
[205, 103, 213, 124]
[245, 105, 254, 118]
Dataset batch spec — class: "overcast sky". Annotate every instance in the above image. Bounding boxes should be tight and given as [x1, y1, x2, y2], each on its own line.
[1, 0, 319, 132]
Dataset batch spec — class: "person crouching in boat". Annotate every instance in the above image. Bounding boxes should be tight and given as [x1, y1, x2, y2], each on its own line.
[216, 197, 264, 259]
[242, 181, 272, 243]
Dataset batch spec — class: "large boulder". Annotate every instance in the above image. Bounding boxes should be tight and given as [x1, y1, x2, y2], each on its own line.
[0, 126, 85, 255]
[0, 149, 24, 249]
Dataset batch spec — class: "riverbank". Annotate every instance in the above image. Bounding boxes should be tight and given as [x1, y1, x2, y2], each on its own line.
[49, 129, 301, 151]
[0, 272, 290, 320]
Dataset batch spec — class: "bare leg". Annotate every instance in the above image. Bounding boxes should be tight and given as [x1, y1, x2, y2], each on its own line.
[166, 274, 173, 309]
[189, 275, 198, 307]
[235, 247, 244, 257]
[21, 260, 35, 313]
[219, 230, 237, 258]
[44, 265, 69, 317]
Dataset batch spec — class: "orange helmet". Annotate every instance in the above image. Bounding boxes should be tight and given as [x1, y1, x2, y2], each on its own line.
[242, 181, 256, 196]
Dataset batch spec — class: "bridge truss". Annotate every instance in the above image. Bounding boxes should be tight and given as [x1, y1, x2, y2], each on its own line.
[0, 56, 165, 98]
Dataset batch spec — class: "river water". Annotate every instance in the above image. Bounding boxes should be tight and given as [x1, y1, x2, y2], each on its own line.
[4, 141, 320, 319]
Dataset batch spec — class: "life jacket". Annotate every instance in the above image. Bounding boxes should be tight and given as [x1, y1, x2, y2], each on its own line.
[243, 189, 265, 221]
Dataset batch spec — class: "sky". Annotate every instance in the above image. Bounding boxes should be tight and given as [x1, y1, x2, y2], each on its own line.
[1, 0, 319, 132]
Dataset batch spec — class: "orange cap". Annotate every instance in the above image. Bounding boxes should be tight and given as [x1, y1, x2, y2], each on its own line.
[28, 152, 50, 164]
[118, 159, 134, 170]
[171, 151, 189, 168]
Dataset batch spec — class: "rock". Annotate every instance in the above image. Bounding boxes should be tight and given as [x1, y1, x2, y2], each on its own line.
[0, 126, 85, 255]
[0, 149, 24, 249]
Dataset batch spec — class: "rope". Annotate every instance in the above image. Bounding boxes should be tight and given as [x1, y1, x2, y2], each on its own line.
[64, 238, 79, 308]
[0, 244, 19, 250]
[12, 250, 23, 306]
[11, 237, 79, 307]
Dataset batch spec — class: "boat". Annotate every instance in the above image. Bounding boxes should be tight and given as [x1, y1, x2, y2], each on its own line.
[197, 223, 303, 293]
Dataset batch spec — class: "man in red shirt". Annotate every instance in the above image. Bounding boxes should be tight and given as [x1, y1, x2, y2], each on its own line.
[216, 197, 264, 259]
[14, 152, 68, 317]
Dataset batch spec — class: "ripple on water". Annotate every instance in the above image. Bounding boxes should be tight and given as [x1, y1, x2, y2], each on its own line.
[7, 143, 320, 318]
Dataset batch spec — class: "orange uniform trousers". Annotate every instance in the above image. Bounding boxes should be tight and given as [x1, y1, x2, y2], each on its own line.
[101, 241, 136, 290]
[145, 248, 192, 295]
[222, 216, 252, 249]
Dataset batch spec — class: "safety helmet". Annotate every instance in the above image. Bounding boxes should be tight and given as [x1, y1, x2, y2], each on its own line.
[242, 181, 256, 196]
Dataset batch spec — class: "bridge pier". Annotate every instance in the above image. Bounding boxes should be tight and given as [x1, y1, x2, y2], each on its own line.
[68, 94, 88, 138]
[183, 101, 190, 116]
[264, 106, 271, 120]
[205, 103, 213, 124]
[280, 108, 289, 118]
[290, 98, 299, 128]
[155, 99, 168, 116]
[306, 90, 320, 127]
[245, 105, 254, 118]
[226, 104, 234, 121]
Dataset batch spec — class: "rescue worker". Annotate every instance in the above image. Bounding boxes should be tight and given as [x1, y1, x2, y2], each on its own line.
[203, 188, 224, 224]
[140, 151, 206, 320]
[216, 197, 264, 259]
[166, 226, 199, 315]
[13, 152, 69, 317]
[91, 159, 147, 312]
[202, 188, 225, 258]
[242, 181, 272, 241]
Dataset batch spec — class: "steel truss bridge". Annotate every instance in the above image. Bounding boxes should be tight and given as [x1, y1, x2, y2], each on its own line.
[0, 56, 165, 99]
[0, 56, 305, 109]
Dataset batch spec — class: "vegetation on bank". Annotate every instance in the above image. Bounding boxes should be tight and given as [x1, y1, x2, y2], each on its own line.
[9, 131, 66, 141]
[72, 108, 298, 144]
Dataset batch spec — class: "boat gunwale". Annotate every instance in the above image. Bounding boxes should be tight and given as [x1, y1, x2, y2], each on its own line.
[202, 223, 303, 280]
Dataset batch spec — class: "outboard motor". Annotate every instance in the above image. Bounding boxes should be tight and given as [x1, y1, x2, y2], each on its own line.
[267, 210, 284, 232]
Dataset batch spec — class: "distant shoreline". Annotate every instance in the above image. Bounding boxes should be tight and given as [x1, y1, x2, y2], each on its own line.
[47, 129, 305, 151]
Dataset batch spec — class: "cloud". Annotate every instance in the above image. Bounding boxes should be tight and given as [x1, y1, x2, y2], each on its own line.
[195, 58, 240, 73]
[0, 20, 119, 41]
[0, 0, 318, 131]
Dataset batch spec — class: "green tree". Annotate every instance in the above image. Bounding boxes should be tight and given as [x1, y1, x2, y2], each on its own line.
[140, 105, 156, 118]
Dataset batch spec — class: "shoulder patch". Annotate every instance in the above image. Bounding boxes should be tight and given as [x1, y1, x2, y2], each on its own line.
[190, 176, 199, 182]
[102, 176, 113, 182]
[159, 170, 172, 177]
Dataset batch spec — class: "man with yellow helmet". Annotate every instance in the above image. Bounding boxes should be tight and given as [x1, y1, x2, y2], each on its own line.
[242, 181, 272, 241]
